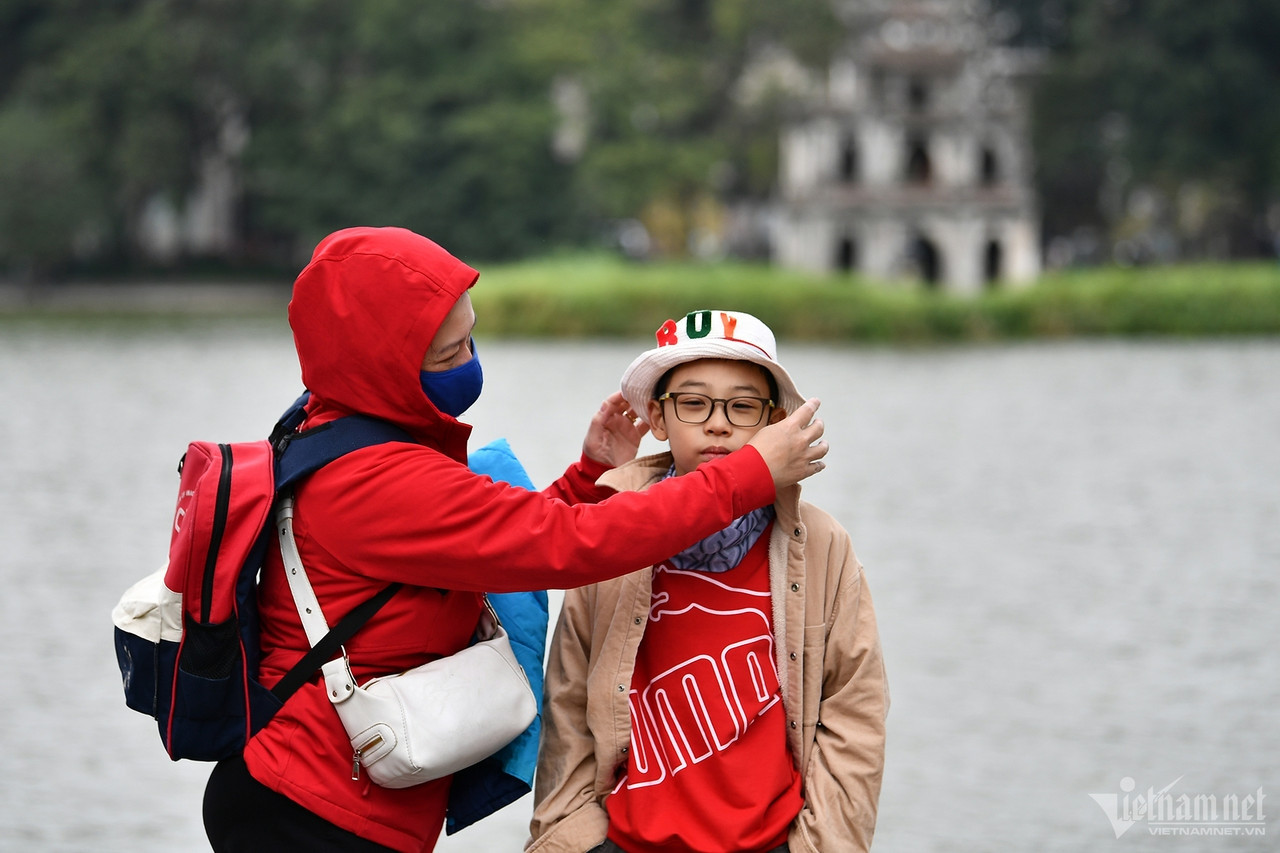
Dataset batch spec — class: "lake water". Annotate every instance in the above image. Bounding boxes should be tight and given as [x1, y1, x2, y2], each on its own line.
[1, 319, 1276, 851]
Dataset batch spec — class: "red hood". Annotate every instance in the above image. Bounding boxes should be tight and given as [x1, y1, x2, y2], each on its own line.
[288, 226, 478, 460]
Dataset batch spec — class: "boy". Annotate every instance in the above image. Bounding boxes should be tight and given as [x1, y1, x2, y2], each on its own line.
[529, 310, 888, 853]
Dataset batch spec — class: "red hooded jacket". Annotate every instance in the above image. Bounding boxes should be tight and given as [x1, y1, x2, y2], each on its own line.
[241, 227, 778, 852]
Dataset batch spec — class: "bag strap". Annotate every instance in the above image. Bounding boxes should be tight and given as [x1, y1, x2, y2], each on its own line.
[276, 493, 337, 644]
[269, 495, 403, 703]
[265, 399, 412, 702]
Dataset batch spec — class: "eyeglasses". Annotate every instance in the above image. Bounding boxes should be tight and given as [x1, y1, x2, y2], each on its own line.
[657, 392, 774, 427]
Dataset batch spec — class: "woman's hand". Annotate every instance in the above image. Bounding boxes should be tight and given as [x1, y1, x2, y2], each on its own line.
[747, 398, 828, 488]
[582, 391, 649, 468]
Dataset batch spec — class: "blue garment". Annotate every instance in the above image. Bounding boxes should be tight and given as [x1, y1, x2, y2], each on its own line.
[446, 438, 548, 834]
[419, 338, 484, 417]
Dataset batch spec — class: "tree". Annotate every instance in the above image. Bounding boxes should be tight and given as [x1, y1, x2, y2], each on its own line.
[518, 0, 842, 257]
[1023, 0, 1280, 259]
[0, 102, 98, 279]
[8, 0, 1275, 275]
[1, 0, 245, 272]
[234, 0, 582, 263]
[0, 0, 587, 275]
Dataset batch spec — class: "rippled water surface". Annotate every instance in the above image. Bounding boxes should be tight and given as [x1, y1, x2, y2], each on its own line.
[2, 321, 1276, 851]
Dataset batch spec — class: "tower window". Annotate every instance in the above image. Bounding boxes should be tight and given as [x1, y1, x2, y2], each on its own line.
[911, 234, 941, 286]
[984, 240, 1003, 285]
[839, 135, 859, 183]
[906, 136, 931, 185]
[980, 147, 999, 186]
[908, 77, 928, 112]
[837, 236, 858, 272]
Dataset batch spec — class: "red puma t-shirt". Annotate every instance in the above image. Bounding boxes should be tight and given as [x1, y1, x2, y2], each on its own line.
[605, 527, 803, 852]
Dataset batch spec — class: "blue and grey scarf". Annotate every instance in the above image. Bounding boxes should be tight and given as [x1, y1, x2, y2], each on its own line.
[662, 466, 775, 573]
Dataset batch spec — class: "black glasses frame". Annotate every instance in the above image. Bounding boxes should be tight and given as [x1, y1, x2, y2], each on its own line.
[657, 392, 775, 427]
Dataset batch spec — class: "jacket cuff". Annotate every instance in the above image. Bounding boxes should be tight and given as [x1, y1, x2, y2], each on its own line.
[561, 453, 616, 504]
[577, 452, 612, 482]
[526, 801, 609, 853]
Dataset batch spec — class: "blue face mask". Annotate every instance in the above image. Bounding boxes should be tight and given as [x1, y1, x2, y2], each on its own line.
[419, 339, 483, 417]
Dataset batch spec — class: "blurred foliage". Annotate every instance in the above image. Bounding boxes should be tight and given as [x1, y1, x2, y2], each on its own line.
[0, 0, 837, 278]
[0, 102, 98, 277]
[1, 0, 1278, 280]
[516, 0, 840, 230]
[1016, 0, 1280, 258]
[232, 0, 585, 263]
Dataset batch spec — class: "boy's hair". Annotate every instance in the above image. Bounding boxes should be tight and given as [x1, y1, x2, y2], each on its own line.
[653, 361, 780, 404]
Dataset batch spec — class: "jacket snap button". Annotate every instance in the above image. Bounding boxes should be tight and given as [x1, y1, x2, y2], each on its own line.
[791, 583, 800, 592]
[790, 721, 798, 729]
[790, 652, 797, 661]
[618, 684, 625, 692]
[794, 528, 801, 537]
[634, 617, 642, 625]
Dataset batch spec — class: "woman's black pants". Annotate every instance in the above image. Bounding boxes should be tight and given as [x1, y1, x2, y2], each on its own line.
[203, 754, 396, 852]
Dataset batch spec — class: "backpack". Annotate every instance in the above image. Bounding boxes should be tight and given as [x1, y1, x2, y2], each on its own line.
[112, 393, 411, 761]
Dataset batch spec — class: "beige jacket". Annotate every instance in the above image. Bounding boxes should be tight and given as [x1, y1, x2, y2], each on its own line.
[528, 453, 888, 853]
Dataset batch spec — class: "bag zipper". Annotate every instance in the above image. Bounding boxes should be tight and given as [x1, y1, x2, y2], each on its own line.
[351, 734, 384, 780]
[201, 444, 234, 624]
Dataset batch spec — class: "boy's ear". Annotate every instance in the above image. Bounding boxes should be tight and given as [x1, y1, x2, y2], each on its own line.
[768, 406, 788, 425]
[647, 399, 668, 440]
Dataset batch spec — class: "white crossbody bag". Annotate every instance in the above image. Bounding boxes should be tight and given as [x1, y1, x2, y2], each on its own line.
[276, 494, 537, 789]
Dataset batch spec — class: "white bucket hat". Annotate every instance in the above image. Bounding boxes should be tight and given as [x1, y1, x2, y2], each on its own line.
[620, 309, 805, 427]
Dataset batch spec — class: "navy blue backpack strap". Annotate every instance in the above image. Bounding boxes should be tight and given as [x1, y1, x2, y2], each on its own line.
[267, 398, 414, 703]
[276, 413, 414, 491]
[269, 390, 313, 451]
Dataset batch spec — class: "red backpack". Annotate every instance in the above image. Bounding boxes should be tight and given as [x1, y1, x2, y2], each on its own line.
[112, 395, 410, 761]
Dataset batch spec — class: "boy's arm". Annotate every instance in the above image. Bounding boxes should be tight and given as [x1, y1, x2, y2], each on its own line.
[791, 550, 889, 853]
[527, 586, 611, 852]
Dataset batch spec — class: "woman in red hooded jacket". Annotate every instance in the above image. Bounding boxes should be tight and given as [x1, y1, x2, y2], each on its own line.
[201, 226, 828, 853]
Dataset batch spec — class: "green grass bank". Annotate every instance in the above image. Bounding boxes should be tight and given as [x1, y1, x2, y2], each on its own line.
[471, 256, 1280, 342]
[4, 258, 1279, 342]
